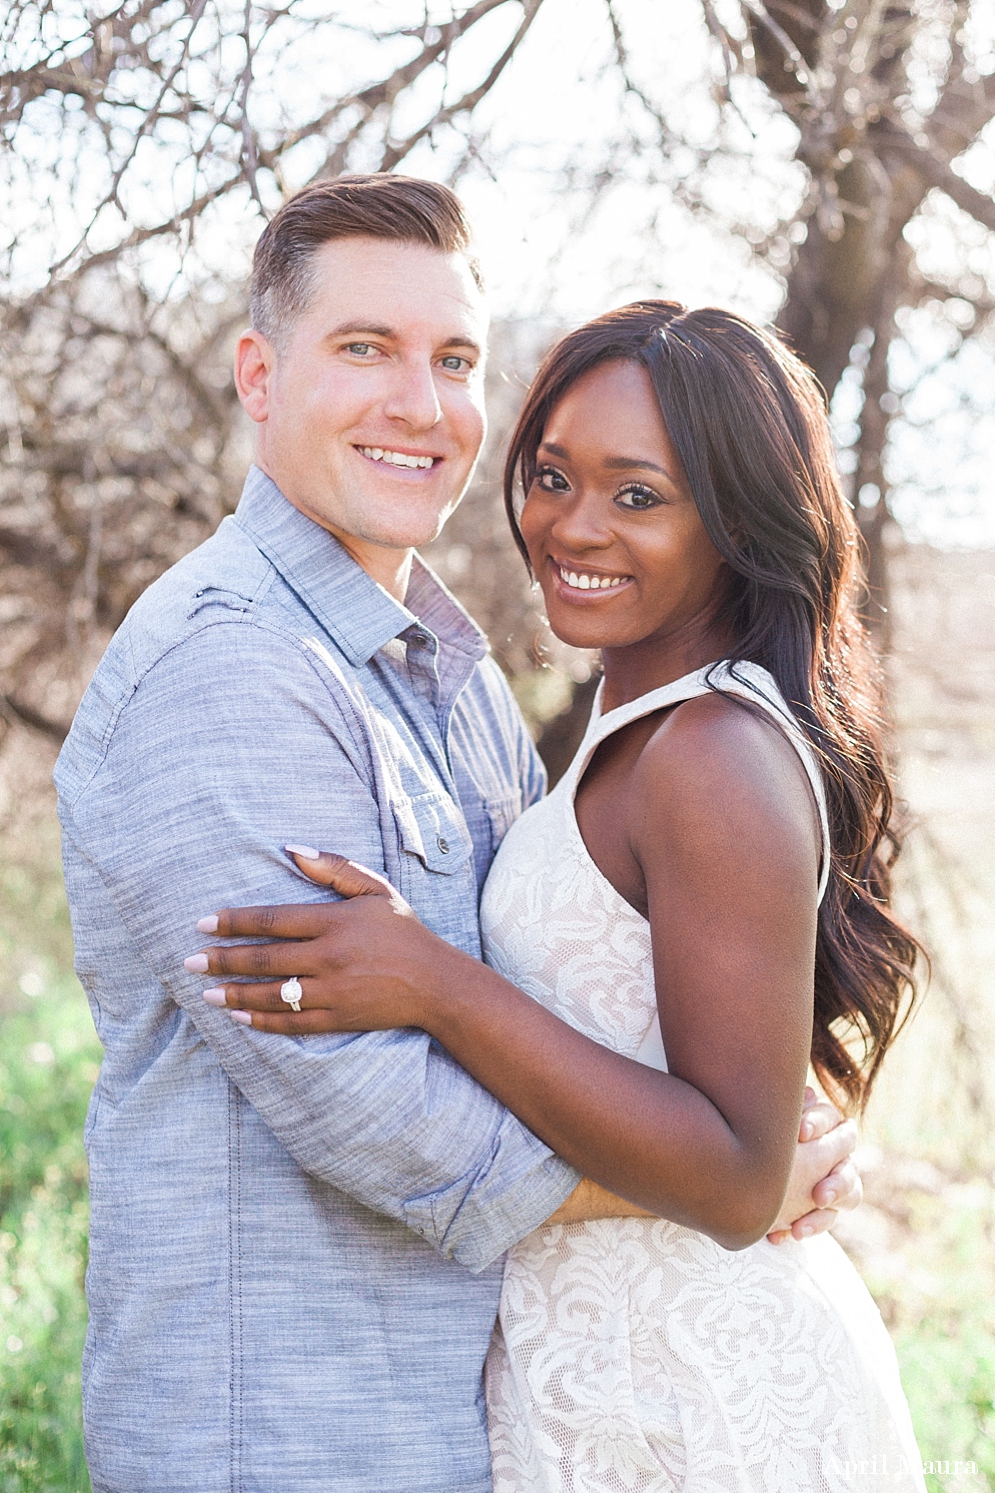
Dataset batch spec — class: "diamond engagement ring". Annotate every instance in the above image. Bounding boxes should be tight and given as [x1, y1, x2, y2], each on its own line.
[280, 977, 303, 1013]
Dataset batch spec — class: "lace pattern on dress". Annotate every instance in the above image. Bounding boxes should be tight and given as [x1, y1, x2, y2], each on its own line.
[481, 663, 925, 1493]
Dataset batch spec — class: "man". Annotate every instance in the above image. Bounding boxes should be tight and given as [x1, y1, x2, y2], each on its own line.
[56, 174, 859, 1493]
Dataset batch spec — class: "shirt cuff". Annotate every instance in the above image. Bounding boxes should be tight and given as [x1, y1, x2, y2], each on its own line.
[408, 1148, 581, 1275]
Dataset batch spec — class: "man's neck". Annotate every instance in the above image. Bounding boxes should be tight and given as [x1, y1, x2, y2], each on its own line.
[258, 464, 414, 602]
[324, 527, 414, 603]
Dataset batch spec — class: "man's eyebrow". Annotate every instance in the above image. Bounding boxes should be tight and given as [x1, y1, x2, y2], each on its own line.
[327, 321, 482, 355]
[327, 322, 396, 340]
[441, 336, 483, 356]
[539, 442, 674, 479]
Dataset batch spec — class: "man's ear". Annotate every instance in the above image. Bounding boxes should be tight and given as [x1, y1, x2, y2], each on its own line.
[235, 328, 275, 424]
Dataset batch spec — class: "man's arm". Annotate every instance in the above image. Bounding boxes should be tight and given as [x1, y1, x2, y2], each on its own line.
[61, 621, 579, 1272]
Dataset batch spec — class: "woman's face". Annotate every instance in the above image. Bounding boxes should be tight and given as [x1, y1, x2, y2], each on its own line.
[519, 359, 731, 655]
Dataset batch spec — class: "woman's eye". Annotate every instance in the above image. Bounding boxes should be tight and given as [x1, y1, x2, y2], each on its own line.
[535, 466, 570, 493]
[615, 484, 662, 510]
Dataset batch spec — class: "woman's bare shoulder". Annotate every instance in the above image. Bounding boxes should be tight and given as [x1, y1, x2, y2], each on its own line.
[629, 689, 821, 865]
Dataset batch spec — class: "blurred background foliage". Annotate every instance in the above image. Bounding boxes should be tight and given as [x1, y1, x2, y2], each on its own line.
[1, 1, 994, 1488]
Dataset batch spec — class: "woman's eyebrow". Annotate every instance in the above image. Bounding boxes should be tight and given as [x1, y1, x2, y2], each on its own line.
[540, 442, 676, 480]
[602, 455, 672, 476]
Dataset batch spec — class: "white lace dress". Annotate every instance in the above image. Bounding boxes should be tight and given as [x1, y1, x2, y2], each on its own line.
[481, 662, 924, 1493]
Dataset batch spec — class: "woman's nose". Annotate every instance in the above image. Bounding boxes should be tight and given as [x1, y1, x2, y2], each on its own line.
[550, 492, 613, 551]
[383, 361, 443, 430]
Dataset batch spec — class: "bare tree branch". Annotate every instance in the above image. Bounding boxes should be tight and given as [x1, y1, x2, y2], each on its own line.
[881, 127, 995, 234]
[378, 0, 546, 172]
[0, 693, 68, 743]
[2, 0, 994, 729]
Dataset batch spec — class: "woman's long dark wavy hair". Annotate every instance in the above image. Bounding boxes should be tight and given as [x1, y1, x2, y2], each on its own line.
[504, 300, 921, 1112]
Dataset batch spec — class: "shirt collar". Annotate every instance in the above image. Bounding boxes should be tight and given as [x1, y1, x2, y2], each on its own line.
[231, 466, 487, 667]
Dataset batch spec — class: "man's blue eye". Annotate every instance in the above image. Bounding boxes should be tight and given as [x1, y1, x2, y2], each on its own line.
[441, 356, 468, 371]
[347, 343, 372, 355]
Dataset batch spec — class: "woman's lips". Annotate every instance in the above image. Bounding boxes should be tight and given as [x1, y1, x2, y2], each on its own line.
[548, 559, 634, 599]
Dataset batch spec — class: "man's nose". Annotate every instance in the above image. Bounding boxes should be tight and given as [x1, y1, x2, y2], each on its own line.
[382, 360, 443, 430]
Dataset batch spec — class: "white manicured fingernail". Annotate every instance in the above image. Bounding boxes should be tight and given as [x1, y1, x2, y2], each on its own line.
[202, 988, 227, 1007]
[184, 953, 209, 974]
[229, 1010, 252, 1027]
[197, 915, 219, 933]
[285, 844, 320, 861]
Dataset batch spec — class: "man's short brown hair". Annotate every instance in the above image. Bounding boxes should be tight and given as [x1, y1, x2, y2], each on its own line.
[250, 174, 481, 348]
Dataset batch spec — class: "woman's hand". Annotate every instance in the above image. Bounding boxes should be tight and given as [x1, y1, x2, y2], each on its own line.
[185, 848, 461, 1033]
[766, 1088, 862, 1243]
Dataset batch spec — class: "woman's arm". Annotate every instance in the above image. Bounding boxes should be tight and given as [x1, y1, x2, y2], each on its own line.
[522, 1092, 857, 1232]
[189, 698, 821, 1249]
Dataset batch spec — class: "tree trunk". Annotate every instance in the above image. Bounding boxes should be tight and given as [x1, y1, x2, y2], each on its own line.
[853, 291, 904, 645]
[746, 4, 927, 650]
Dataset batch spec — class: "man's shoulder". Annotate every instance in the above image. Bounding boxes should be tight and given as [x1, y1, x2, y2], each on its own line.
[456, 654, 547, 805]
[121, 514, 273, 657]
[76, 518, 301, 707]
[54, 516, 352, 808]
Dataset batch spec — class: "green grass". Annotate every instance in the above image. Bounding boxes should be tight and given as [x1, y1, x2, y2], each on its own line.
[0, 971, 97, 1493]
[878, 1187, 995, 1491]
[0, 839, 98, 1493]
[901, 1324, 995, 1489]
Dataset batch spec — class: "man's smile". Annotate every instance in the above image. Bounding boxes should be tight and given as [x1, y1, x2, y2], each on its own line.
[355, 445, 441, 471]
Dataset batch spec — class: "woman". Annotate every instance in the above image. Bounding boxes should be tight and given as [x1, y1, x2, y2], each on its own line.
[191, 303, 924, 1490]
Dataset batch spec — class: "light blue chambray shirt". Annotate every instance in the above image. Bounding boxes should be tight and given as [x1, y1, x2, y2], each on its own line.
[55, 467, 579, 1493]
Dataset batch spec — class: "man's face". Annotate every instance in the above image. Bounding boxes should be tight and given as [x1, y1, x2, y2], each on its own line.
[236, 236, 488, 577]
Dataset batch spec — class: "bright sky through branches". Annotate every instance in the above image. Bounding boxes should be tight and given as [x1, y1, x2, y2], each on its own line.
[3, 0, 995, 545]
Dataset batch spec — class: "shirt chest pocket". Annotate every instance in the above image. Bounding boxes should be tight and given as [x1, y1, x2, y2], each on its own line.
[483, 791, 524, 852]
[391, 790, 473, 877]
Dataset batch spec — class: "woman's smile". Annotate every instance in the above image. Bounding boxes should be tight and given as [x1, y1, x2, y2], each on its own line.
[549, 558, 634, 597]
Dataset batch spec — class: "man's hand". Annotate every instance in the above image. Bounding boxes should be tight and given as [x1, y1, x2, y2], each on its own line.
[767, 1087, 862, 1244]
[544, 1176, 656, 1227]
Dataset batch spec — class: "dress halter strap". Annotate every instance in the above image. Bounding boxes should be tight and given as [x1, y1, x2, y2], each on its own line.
[568, 660, 832, 906]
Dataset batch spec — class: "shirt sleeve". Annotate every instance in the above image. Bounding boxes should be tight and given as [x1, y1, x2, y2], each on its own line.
[60, 618, 578, 1272]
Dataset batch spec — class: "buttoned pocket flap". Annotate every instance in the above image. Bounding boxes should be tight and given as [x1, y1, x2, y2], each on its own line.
[392, 792, 472, 875]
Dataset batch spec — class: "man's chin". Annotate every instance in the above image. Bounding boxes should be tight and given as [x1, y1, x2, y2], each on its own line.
[288, 500, 451, 554]
[364, 508, 460, 553]
[359, 522, 449, 552]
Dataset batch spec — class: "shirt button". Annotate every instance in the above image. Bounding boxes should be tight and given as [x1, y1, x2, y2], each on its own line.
[437, 835, 450, 854]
